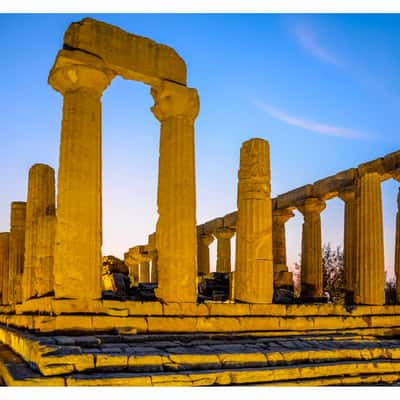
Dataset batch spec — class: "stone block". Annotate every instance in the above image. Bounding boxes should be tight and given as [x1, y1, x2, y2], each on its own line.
[276, 185, 313, 209]
[62, 18, 186, 85]
[125, 301, 163, 316]
[95, 354, 128, 370]
[223, 212, 237, 228]
[147, 317, 198, 333]
[66, 373, 152, 386]
[207, 303, 250, 316]
[203, 218, 223, 235]
[92, 316, 148, 333]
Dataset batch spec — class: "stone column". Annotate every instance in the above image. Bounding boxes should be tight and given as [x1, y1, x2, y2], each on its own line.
[396, 188, 400, 303]
[140, 261, 150, 283]
[298, 197, 326, 298]
[355, 171, 385, 305]
[124, 252, 139, 287]
[0, 233, 9, 305]
[394, 188, 400, 303]
[272, 208, 294, 272]
[22, 164, 55, 301]
[49, 64, 114, 300]
[339, 189, 358, 300]
[235, 138, 274, 303]
[8, 202, 26, 304]
[151, 81, 199, 302]
[215, 228, 235, 273]
[197, 234, 214, 275]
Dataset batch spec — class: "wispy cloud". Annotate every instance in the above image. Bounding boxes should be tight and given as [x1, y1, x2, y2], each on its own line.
[293, 23, 345, 68]
[254, 100, 368, 140]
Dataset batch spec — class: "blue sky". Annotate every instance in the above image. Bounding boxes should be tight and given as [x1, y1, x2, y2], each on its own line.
[0, 14, 399, 277]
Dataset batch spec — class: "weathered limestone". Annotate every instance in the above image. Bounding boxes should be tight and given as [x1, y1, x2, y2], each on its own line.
[62, 18, 187, 86]
[272, 208, 294, 288]
[150, 254, 158, 283]
[396, 188, 400, 303]
[147, 233, 158, 282]
[49, 63, 114, 300]
[0, 233, 9, 305]
[235, 138, 274, 304]
[339, 188, 358, 299]
[214, 228, 235, 273]
[298, 198, 326, 298]
[355, 171, 385, 305]
[151, 80, 199, 302]
[8, 202, 26, 304]
[124, 252, 139, 286]
[140, 262, 150, 283]
[197, 234, 214, 275]
[22, 164, 56, 301]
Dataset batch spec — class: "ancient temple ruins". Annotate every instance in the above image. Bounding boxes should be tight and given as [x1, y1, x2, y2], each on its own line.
[0, 18, 399, 386]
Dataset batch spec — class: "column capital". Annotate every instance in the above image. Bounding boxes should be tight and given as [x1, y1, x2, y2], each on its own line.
[214, 227, 235, 240]
[298, 197, 326, 215]
[150, 80, 199, 122]
[338, 188, 356, 203]
[49, 64, 114, 96]
[392, 169, 400, 182]
[199, 233, 214, 247]
[273, 208, 295, 225]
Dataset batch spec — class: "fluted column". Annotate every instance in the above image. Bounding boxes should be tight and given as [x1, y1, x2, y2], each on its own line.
[298, 197, 326, 298]
[355, 172, 385, 304]
[396, 187, 400, 303]
[124, 252, 139, 286]
[151, 81, 199, 302]
[140, 261, 150, 283]
[272, 208, 294, 272]
[49, 64, 114, 300]
[151, 253, 158, 282]
[0, 233, 9, 305]
[215, 228, 235, 273]
[235, 138, 274, 303]
[8, 202, 26, 304]
[197, 234, 214, 275]
[22, 164, 55, 301]
[339, 189, 358, 300]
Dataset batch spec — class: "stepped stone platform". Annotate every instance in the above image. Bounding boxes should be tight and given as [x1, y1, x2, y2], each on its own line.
[1, 322, 400, 385]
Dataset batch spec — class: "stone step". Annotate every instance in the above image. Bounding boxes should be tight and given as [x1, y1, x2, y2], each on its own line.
[3, 344, 400, 387]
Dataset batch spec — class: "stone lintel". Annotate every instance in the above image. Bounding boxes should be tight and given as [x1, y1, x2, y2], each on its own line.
[197, 224, 205, 236]
[358, 158, 386, 177]
[61, 18, 187, 86]
[384, 150, 400, 173]
[203, 217, 224, 235]
[223, 211, 237, 229]
[276, 184, 314, 209]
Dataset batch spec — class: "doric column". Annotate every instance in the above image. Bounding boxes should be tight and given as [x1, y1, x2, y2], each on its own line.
[22, 164, 55, 301]
[394, 187, 400, 303]
[49, 64, 114, 300]
[197, 234, 214, 275]
[0, 233, 9, 305]
[8, 202, 26, 304]
[140, 262, 150, 283]
[355, 171, 385, 305]
[150, 253, 158, 282]
[124, 252, 139, 287]
[298, 197, 326, 298]
[272, 208, 294, 272]
[235, 138, 274, 303]
[215, 228, 235, 273]
[339, 188, 358, 300]
[151, 81, 199, 302]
